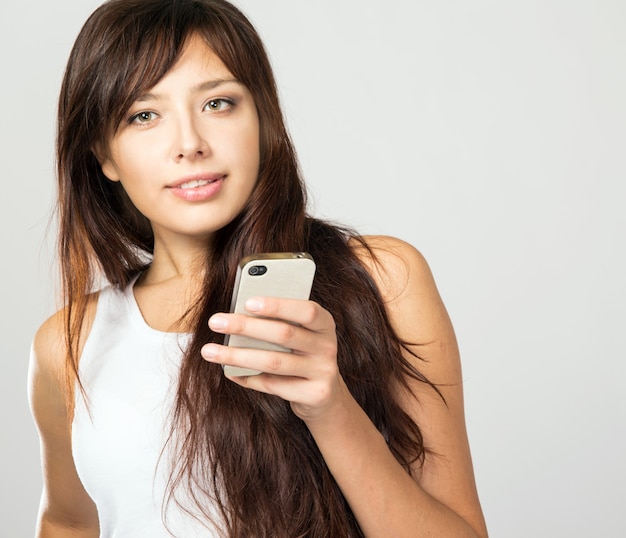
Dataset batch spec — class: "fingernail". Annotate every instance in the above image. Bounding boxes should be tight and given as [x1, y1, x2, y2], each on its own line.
[202, 344, 219, 359]
[209, 315, 227, 330]
[245, 298, 263, 312]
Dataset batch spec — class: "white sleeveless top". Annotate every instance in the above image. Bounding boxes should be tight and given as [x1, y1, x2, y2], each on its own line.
[72, 281, 223, 537]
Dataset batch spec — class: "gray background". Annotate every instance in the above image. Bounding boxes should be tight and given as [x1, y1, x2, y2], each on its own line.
[1, 1, 624, 536]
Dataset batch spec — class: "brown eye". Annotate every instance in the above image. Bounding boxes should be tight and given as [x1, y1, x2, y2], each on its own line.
[130, 111, 156, 124]
[204, 99, 232, 112]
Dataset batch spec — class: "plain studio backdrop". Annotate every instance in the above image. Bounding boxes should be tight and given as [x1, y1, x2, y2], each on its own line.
[1, 1, 624, 536]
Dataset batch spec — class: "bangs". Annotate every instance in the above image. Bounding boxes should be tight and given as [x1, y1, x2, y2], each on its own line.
[90, 3, 207, 132]
[79, 0, 266, 138]
[63, 0, 279, 172]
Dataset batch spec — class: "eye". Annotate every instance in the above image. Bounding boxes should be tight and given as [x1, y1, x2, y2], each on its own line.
[129, 111, 157, 124]
[204, 99, 233, 112]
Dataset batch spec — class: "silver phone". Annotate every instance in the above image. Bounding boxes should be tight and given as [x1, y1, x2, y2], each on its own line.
[223, 252, 316, 376]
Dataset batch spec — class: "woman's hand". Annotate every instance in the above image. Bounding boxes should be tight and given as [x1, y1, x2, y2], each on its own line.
[201, 296, 347, 421]
[203, 237, 488, 537]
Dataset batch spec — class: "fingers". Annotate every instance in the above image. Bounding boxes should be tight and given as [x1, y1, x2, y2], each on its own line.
[243, 296, 334, 334]
[202, 298, 337, 375]
[209, 298, 335, 355]
[202, 343, 316, 378]
[201, 297, 341, 415]
[201, 342, 340, 414]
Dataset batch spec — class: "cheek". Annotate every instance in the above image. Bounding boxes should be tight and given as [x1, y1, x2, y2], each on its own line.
[246, 118, 261, 169]
[245, 137, 261, 176]
[112, 141, 160, 180]
[229, 121, 261, 177]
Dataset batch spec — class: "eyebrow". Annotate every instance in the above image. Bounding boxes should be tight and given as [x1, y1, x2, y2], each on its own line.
[136, 78, 242, 102]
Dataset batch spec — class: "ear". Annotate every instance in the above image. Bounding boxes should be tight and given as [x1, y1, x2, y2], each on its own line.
[92, 143, 120, 182]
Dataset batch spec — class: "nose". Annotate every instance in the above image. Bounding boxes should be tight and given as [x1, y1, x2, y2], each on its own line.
[173, 114, 210, 162]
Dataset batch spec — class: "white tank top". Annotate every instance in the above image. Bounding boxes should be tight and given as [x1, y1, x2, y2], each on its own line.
[72, 281, 223, 537]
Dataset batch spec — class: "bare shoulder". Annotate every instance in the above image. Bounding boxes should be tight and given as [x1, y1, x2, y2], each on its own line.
[351, 235, 487, 535]
[350, 234, 456, 379]
[29, 295, 100, 532]
[30, 309, 70, 427]
[31, 309, 68, 387]
[349, 234, 434, 302]
[29, 292, 100, 441]
[30, 294, 99, 397]
[30, 291, 100, 432]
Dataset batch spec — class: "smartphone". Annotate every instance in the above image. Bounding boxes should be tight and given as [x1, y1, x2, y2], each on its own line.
[223, 252, 316, 376]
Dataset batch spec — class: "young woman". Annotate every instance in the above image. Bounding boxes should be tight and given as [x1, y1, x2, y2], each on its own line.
[29, 0, 488, 536]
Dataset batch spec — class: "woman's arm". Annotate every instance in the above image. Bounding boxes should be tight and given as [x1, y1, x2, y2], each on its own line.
[202, 235, 487, 537]
[28, 310, 100, 537]
[316, 235, 489, 537]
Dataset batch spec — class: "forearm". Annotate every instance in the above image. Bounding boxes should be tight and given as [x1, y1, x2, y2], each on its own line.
[304, 381, 484, 538]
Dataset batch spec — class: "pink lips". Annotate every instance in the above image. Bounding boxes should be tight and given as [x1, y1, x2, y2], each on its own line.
[167, 173, 225, 202]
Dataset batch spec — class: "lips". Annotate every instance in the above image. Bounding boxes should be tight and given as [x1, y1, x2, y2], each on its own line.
[168, 173, 225, 189]
[178, 179, 214, 189]
[167, 173, 226, 202]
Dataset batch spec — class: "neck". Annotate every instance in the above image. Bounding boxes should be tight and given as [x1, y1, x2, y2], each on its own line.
[140, 232, 212, 293]
[133, 235, 212, 333]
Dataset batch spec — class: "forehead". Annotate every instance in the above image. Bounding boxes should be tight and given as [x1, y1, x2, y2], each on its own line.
[105, 31, 247, 132]
[150, 34, 234, 88]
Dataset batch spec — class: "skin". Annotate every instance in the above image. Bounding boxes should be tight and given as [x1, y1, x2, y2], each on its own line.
[29, 36, 488, 537]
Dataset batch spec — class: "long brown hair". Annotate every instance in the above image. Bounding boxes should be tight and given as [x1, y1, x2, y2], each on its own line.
[57, 1, 437, 536]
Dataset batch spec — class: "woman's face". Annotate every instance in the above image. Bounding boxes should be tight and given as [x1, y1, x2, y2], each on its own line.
[98, 34, 260, 244]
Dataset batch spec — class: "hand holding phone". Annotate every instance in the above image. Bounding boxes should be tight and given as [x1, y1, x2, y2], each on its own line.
[223, 252, 316, 376]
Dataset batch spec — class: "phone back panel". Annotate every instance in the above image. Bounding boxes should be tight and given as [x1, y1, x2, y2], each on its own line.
[224, 253, 316, 376]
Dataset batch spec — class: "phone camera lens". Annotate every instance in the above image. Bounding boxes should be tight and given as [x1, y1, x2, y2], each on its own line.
[248, 265, 267, 276]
